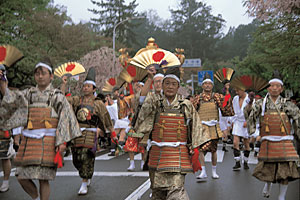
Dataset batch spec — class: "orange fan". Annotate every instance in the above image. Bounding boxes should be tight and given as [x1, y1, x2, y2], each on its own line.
[0, 45, 23, 67]
[214, 68, 235, 83]
[231, 75, 269, 92]
[102, 77, 126, 93]
[54, 62, 86, 78]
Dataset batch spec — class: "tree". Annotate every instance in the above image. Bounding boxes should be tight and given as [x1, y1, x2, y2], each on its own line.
[89, 0, 140, 47]
[238, 15, 300, 94]
[243, 0, 300, 20]
[169, 0, 225, 61]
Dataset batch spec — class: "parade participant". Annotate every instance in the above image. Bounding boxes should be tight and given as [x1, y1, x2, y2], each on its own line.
[246, 71, 300, 200]
[124, 81, 146, 171]
[133, 49, 208, 199]
[231, 75, 270, 171]
[61, 67, 116, 195]
[249, 95, 262, 157]
[231, 87, 251, 170]
[193, 72, 234, 180]
[214, 68, 235, 153]
[0, 45, 24, 193]
[0, 59, 82, 200]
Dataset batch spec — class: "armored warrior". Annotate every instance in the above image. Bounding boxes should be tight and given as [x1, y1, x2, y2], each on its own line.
[61, 67, 116, 195]
[0, 58, 81, 200]
[0, 45, 24, 193]
[192, 72, 234, 180]
[133, 49, 208, 199]
[246, 71, 300, 200]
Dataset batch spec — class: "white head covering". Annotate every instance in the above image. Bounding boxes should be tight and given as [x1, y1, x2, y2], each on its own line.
[35, 62, 52, 73]
[202, 79, 213, 85]
[153, 73, 164, 79]
[163, 74, 180, 83]
[269, 78, 283, 86]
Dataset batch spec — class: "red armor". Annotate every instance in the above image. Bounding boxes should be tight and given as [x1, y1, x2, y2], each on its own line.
[259, 110, 299, 162]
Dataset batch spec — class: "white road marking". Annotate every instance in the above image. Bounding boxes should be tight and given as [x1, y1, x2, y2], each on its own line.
[125, 179, 150, 200]
[64, 152, 116, 161]
[0, 171, 149, 178]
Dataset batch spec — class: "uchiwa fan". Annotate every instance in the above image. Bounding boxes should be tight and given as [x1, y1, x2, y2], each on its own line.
[0, 45, 24, 67]
[102, 77, 126, 93]
[214, 68, 235, 84]
[231, 75, 269, 92]
[54, 62, 86, 78]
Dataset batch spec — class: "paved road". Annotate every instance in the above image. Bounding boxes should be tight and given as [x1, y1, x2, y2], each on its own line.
[1, 145, 299, 200]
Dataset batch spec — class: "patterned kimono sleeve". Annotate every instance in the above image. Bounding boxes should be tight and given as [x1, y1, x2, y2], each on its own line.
[95, 100, 114, 131]
[0, 88, 29, 129]
[284, 101, 300, 139]
[246, 99, 263, 135]
[214, 93, 234, 116]
[191, 95, 200, 110]
[52, 92, 82, 146]
[134, 93, 157, 135]
[183, 100, 210, 149]
[66, 95, 80, 110]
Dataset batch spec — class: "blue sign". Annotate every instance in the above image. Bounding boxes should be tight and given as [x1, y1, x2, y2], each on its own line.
[182, 59, 201, 68]
[198, 70, 214, 86]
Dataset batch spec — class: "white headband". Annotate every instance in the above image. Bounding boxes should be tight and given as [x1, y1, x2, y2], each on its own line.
[202, 79, 213, 85]
[269, 78, 283, 86]
[138, 82, 144, 86]
[83, 80, 96, 86]
[153, 73, 164, 79]
[35, 62, 52, 73]
[163, 74, 180, 83]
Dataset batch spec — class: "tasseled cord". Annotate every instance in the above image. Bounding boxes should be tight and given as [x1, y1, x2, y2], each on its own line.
[54, 142, 66, 168]
[191, 148, 202, 172]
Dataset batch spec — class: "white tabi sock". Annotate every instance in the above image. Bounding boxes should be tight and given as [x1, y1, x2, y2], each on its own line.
[1, 180, 9, 187]
[262, 182, 272, 197]
[212, 165, 219, 179]
[278, 184, 288, 200]
[127, 160, 135, 171]
[141, 160, 145, 170]
[81, 182, 88, 188]
[198, 166, 207, 178]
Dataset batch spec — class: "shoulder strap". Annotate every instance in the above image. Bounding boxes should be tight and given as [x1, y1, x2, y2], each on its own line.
[270, 99, 290, 135]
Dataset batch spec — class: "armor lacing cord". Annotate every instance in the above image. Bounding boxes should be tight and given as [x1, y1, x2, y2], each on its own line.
[176, 121, 184, 140]
[156, 120, 166, 139]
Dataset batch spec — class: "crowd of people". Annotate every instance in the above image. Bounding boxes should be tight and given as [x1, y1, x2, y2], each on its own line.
[0, 43, 299, 200]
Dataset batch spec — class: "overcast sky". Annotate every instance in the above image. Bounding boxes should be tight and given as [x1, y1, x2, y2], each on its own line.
[54, 0, 253, 33]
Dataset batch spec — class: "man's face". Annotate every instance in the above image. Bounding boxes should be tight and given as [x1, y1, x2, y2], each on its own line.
[234, 88, 245, 97]
[202, 81, 213, 93]
[82, 83, 95, 96]
[267, 82, 283, 98]
[153, 76, 163, 93]
[34, 67, 53, 88]
[133, 82, 142, 93]
[162, 78, 179, 98]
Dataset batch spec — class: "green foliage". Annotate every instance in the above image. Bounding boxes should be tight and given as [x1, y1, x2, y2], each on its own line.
[1, 0, 108, 88]
[238, 14, 300, 94]
[89, 0, 140, 47]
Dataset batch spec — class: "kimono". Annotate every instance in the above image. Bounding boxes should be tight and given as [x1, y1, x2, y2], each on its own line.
[232, 94, 250, 138]
[134, 93, 209, 199]
[246, 95, 300, 183]
[0, 84, 81, 180]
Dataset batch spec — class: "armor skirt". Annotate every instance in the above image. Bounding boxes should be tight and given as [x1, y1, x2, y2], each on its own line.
[16, 166, 56, 180]
[253, 161, 300, 183]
